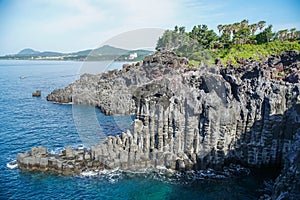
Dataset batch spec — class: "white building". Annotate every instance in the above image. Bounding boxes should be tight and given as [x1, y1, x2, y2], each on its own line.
[129, 52, 137, 60]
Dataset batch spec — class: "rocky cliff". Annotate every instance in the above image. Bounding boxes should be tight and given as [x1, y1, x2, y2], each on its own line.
[46, 52, 188, 115]
[19, 51, 300, 199]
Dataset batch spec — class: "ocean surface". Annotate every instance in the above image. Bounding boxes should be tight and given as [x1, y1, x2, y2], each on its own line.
[0, 60, 276, 199]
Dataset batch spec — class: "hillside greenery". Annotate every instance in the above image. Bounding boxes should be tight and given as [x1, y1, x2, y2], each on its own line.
[156, 20, 300, 65]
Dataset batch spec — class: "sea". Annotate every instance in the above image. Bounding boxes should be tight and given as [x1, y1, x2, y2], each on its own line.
[0, 60, 277, 200]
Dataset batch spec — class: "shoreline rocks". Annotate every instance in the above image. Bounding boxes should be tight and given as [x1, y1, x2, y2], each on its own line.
[18, 146, 107, 175]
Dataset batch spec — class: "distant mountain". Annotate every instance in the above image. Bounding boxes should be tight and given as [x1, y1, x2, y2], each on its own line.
[68, 45, 129, 57]
[91, 45, 129, 56]
[17, 48, 40, 56]
[16, 48, 63, 57]
[69, 49, 92, 56]
[0, 45, 154, 61]
[38, 51, 63, 57]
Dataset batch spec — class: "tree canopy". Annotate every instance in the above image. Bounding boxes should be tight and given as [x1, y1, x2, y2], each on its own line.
[156, 19, 300, 65]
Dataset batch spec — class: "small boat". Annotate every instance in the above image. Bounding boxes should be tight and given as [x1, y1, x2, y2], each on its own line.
[32, 90, 41, 97]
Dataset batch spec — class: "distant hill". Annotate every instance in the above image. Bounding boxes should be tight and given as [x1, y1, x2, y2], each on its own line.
[91, 45, 129, 56]
[0, 45, 153, 61]
[69, 49, 92, 56]
[38, 51, 63, 57]
[17, 48, 40, 56]
[16, 48, 63, 57]
[69, 45, 129, 57]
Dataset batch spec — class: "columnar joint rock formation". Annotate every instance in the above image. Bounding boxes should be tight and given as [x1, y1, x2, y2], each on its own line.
[18, 51, 300, 199]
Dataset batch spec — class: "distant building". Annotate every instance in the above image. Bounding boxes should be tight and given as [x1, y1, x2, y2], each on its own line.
[129, 52, 137, 60]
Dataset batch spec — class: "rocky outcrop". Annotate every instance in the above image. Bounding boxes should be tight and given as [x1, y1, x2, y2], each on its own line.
[20, 51, 300, 198]
[18, 146, 106, 175]
[46, 51, 188, 115]
[32, 90, 41, 97]
[271, 130, 300, 199]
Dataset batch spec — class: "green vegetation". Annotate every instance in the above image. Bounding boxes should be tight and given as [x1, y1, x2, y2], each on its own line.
[216, 41, 300, 65]
[156, 20, 300, 65]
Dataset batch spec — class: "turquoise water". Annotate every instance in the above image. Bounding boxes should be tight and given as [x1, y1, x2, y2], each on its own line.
[0, 60, 273, 199]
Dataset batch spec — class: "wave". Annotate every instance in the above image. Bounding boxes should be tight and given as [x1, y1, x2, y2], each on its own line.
[80, 168, 122, 183]
[49, 147, 64, 155]
[52, 101, 74, 105]
[81, 171, 99, 177]
[78, 164, 250, 184]
[7, 160, 18, 169]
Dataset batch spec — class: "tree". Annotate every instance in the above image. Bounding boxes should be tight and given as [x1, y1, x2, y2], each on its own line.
[156, 30, 177, 50]
[174, 26, 178, 33]
[155, 19, 300, 66]
[189, 25, 218, 49]
[179, 27, 186, 35]
[250, 23, 258, 35]
[232, 27, 251, 45]
[295, 31, 300, 40]
[219, 32, 231, 45]
[232, 22, 240, 36]
[217, 24, 223, 34]
[277, 30, 285, 41]
[256, 25, 274, 44]
[258, 21, 266, 30]
[290, 28, 296, 39]
[281, 29, 288, 40]
[240, 19, 249, 29]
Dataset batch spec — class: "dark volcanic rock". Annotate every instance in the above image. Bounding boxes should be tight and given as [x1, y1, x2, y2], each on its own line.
[46, 51, 189, 115]
[271, 130, 300, 200]
[20, 50, 300, 199]
[280, 50, 300, 67]
[18, 146, 106, 175]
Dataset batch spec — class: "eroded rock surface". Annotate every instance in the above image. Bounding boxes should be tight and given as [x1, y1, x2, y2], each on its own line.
[46, 51, 188, 115]
[18, 146, 106, 175]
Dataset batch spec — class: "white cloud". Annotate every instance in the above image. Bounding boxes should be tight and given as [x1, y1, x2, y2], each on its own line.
[39, 0, 107, 34]
[116, 0, 177, 27]
[36, 0, 178, 35]
[35, 0, 178, 48]
[1, 0, 179, 54]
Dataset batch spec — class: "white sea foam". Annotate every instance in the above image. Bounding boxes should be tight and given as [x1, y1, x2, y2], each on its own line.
[97, 168, 122, 183]
[98, 168, 121, 175]
[80, 168, 122, 183]
[156, 165, 168, 170]
[77, 144, 85, 150]
[7, 160, 18, 169]
[49, 147, 64, 155]
[78, 165, 249, 184]
[81, 171, 98, 176]
[52, 101, 74, 105]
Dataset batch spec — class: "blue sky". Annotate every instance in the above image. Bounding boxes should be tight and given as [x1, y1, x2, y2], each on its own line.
[0, 0, 299, 55]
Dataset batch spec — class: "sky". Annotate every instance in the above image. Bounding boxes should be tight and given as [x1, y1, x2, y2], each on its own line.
[0, 0, 299, 55]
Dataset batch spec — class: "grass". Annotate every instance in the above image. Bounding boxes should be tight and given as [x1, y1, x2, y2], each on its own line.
[175, 41, 300, 67]
[188, 60, 200, 66]
[215, 41, 300, 66]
